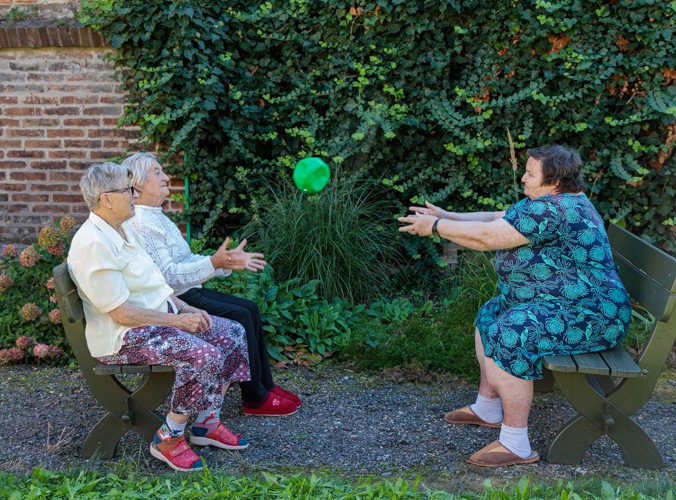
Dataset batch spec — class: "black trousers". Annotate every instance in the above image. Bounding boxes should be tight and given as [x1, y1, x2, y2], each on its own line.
[178, 287, 274, 402]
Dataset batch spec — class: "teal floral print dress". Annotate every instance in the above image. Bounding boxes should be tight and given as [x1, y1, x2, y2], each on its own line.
[475, 193, 631, 380]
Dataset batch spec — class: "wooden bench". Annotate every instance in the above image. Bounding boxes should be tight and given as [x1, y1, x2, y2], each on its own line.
[536, 224, 675, 468]
[53, 262, 176, 459]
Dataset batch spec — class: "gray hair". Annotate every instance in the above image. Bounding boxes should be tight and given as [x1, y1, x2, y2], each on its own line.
[122, 152, 159, 189]
[79, 162, 131, 210]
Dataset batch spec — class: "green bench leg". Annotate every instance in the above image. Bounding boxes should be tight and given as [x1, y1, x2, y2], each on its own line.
[548, 372, 663, 468]
[80, 370, 174, 459]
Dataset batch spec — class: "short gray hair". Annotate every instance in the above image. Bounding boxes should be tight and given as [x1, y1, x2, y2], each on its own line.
[122, 152, 159, 189]
[79, 162, 131, 210]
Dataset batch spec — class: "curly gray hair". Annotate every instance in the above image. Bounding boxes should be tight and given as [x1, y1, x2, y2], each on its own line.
[79, 162, 131, 210]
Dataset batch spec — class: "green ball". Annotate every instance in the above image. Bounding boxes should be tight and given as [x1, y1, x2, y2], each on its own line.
[293, 157, 331, 194]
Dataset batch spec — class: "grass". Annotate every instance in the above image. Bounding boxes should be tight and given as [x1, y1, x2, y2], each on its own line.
[1, 468, 672, 499]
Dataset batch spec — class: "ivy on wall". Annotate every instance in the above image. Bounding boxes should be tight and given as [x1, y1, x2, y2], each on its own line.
[81, 0, 674, 247]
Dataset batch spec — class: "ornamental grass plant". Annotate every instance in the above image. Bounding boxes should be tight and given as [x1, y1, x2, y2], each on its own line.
[244, 178, 399, 304]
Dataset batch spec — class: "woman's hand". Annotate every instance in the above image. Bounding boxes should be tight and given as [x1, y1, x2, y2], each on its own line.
[176, 305, 212, 333]
[408, 201, 449, 219]
[398, 212, 438, 237]
[212, 237, 267, 272]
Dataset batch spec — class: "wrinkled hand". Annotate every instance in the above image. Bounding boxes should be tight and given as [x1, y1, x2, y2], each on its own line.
[213, 238, 267, 272]
[176, 309, 212, 333]
[408, 201, 448, 219]
[398, 212, 437, 237]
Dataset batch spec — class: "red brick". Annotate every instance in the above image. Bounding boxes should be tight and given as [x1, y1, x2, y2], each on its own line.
[44, 106, 81, 116]
[8, 150, 45, 158]
[0, 183, 26, 191]
[100, 95, 125, 104]
[10, 172, 46, 181]
[7, 129, 45, 137]
[53, 194, 85, 203]
[84, 106, 123, 116]
[48, 150, 87, 159]
[102, 118, 123, 126]
[0, 139, 21, 148]
[102, 140, 125, 148]
[0, 96, 18, 104]
[90, 150, 124, 160]
[4, 107, 40, 116]
[12, 193, 50, 202]
[63, 118, 99, 126]
[89, 128, 122, 138]
[0, 161, 25, 169]
[31, 183, 68, 192]
[49, 172, 83, 181]
[60, 96, 99, 105]
[30, 161, 68, 170]
[47, 129, 84, 138]
[3, 204, 30, 213]
[0, 119, 21, 127]
[24, 139, 63, 148]
[33, 205, 70, 213]
[64, 139, 101, 148]
[28, 73, 66, 82]
[23, 95, 58, 105]
[23, 118, 60, 127]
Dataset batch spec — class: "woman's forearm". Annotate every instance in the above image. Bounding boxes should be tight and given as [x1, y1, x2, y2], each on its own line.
[443, 211, 506, 222]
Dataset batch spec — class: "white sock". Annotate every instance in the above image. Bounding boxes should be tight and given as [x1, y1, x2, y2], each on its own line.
[499, 424, 532, 458]
[470, 394, 503, 424]
[165, 414, 187, 436]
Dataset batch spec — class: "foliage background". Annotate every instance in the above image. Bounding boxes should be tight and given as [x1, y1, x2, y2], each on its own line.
[80, 0, 674, 257]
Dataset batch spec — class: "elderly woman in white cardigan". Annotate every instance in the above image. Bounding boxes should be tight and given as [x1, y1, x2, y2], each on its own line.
[123, 152, 301, 417]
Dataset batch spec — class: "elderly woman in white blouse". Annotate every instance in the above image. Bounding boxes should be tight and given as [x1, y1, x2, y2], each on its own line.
[123, 152, 301, 417]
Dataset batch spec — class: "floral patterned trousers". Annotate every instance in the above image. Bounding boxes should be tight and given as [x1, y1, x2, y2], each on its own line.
[97, 314, 250, 415]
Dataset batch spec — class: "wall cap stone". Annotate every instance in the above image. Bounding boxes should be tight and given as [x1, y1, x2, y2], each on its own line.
[0, 19, 107, 48]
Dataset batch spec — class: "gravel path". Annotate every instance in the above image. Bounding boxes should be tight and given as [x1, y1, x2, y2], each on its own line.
[0, 364, 673, 490]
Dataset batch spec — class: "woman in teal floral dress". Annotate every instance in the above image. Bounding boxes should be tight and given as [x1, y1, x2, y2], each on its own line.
[399, 145, 630, 467]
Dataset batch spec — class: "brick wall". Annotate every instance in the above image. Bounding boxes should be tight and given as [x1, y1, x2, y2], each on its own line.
[0, 1, 143, 243]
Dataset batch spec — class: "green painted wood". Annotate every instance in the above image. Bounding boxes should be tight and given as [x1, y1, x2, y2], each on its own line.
[599, 346, 642, 378]
[543, 354, 577, 372]
[570, 352, 610, 376]
[613, 253, 674, 322]
[608, 224, 676, 293]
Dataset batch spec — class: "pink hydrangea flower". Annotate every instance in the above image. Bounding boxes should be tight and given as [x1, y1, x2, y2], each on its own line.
[15, 336, 32, 350]
[33, 343, 51, 359]
[60, 216, 76, 232]
[20, 303, 42, 322]
[0, 274, 13, 294]
[50, 295, 58, 304]
[47, 345, 63, 358]
[8, 347, 23, 362]
[0, 349, 9, 365]
[47, 241, 66, 257]
[45, 276, 55, 290]
[48, 308, 62, 324]
[19, 246, 41, 267]
[2, 244, 19, 258]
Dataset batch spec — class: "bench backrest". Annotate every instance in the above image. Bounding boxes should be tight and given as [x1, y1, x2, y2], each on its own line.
[608, 224, 676, 323]
[53, 262, 99, 374]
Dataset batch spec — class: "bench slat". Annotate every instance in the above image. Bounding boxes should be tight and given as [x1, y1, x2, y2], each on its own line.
[543, 354, 577, 372]
[94, 364, 173, 375]
[599, 346, 642, 378]
[608, 224, 676, 293]
[570, 352, 610, 375]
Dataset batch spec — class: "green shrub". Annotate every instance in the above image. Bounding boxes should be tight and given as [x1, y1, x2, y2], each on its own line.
[243, 178, 398, 303]
[0, 218, 76, 365]
[81, 0, 674, 256]
[344, 296, 479, 382]
[207, 266, 363, 363]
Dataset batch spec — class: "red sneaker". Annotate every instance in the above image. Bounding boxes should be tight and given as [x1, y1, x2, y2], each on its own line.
[242, 391, 298, 416]
[150, 430, 203, 472]
[190, 419, 249, 450]
[271, 386, 302, 407]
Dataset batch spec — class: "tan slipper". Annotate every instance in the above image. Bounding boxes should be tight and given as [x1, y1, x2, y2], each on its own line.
[443, 406, 501, 429]
[468, 440, 540, 467]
